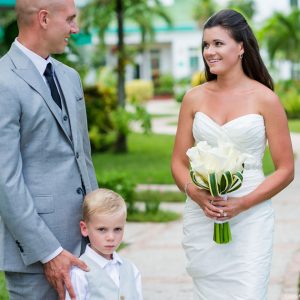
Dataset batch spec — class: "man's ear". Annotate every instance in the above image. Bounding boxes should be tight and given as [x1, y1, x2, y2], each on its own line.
[80, 221, 88, 237]
[38, 9, 49, 29]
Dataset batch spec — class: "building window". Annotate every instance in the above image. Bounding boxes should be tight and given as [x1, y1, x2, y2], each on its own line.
[150, 49, 161, 80]
[189, 48, 199, 74]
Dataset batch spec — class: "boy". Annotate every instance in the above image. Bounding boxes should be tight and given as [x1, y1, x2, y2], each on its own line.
[65, 188, 143, 300]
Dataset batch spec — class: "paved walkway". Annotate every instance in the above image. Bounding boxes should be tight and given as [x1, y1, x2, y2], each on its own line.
[122, 100, 300, 300]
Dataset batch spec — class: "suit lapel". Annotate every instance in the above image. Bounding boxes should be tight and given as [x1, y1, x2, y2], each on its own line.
[8, 44, 73, 145]
[54, 63, 78, 151]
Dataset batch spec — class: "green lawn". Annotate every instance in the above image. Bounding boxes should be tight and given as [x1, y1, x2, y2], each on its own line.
[93, 133, 175, 184]
[0, 272, 8, 300]
[94, 117, 300, 184]
[288, 119, 300, 133]
[93, 132, 275, 185]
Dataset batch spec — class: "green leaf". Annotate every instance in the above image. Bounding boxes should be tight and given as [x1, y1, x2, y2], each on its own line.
[208, 173, 219, 197]
[190, 171, 209, 190]
[234, 171, 243, 181]
[227, 172, 244, 193]
[220, 171, 232, 194]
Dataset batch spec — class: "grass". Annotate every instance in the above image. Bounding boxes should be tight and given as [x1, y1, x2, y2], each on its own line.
[93, 133, 175, 184]
[263, 147, 275, 175]
[117, 242, 129, 251]
[134, 190, 185, 203]
[151, 114, 176, 118]
[128, 210, 180, 222]
[0, 272, 8, 300]
[93, 132, 275, 185]
[288, 119, 300, 133]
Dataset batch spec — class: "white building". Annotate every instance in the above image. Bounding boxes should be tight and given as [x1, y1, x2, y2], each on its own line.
[100, 0, 203, 82]
[88, 0, 292, 82]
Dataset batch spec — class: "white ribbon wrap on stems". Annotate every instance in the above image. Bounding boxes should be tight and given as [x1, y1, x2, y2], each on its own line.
[214, 194, 228, 224]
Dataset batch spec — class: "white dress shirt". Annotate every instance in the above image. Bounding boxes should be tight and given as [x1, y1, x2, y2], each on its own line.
[65, 245, 143, 300]
[14, 38, 51, 81]
[13, 38, 63, 264]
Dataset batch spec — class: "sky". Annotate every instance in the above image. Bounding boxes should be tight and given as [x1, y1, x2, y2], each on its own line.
[254, 0, 290, 21]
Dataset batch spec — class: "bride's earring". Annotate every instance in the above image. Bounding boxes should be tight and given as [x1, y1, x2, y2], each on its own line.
[239, 53, 243, 60]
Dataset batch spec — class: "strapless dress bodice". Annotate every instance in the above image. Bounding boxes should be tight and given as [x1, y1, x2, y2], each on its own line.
[193, 112, 266, 170]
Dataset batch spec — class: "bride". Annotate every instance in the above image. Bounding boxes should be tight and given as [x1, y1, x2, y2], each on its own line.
[171, 9, 294, 300]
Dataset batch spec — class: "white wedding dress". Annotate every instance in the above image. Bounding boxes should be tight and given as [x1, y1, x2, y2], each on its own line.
[182, 112, 274, 300]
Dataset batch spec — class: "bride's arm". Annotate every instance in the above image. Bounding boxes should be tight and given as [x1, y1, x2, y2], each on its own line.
[217, 89, 294, 220]
[241, 92, 294, 208]
[171, 91, 223, 219]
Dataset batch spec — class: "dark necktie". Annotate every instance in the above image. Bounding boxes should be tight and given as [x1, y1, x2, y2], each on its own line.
[44, 63, 62, 109]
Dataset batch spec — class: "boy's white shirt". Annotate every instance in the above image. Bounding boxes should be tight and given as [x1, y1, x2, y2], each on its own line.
[65, 245, 143, 300]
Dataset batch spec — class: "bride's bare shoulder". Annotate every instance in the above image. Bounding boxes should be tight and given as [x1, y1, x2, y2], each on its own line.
[183, 82, 213, 104]
[252, 81, 280, 106]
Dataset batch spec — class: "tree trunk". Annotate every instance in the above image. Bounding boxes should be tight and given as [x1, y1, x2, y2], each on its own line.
[115, 0, 127, 152]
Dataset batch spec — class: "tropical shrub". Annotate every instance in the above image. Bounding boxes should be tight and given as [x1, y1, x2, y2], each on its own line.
[85, 67, 151, 152]
[98, 174, 137, 213]
[276, 80, 300, 119]
[174, 77, 190, 103]
[174, 72, 206, 103]
[125, 80, 154, 103]
[191, 71, 206, 87]
[154, 73, 175, 96]
[84, 85, 117, 151]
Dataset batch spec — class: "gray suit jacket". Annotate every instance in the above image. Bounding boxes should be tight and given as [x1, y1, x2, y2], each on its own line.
[0, 44, 98, 273]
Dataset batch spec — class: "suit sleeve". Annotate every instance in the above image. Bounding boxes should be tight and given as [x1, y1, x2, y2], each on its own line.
[0, 87, 61, 266]
[76, 73, 98, 191]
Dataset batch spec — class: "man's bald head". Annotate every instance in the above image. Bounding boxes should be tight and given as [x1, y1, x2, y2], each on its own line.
[16, 0, 78, 58]
[16, 0, 63, 27]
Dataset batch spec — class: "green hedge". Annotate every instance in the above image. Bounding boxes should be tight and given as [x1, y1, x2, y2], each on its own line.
[276, 80, 300, 119]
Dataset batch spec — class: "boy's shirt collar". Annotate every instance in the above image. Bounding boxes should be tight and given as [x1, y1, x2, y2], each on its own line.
[85, 244, 123, 268]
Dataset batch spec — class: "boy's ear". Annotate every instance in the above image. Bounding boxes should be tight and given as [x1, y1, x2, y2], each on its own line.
[80, 220, 88, 237]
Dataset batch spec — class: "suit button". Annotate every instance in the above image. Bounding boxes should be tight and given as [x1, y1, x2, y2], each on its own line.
[63, 115, 68, 121]
[76, 152, 79, 159]
[77, 187, 83, 195]
[15, 240, 24, 253]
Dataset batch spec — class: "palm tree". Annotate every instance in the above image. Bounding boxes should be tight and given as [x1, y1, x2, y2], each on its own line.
[192, 0, 217, 27]
[227, 0, 256, 20]
[80, 0, 171, 152]
[259, 9, 300, 79]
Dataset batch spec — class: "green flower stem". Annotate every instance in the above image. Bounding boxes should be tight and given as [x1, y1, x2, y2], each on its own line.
[214, 223, 220, 243]
[213, 222, 232, 244]
[224, 223, 228, 242]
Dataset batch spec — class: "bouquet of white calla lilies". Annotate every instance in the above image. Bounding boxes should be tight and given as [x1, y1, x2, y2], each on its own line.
[186, 141, 248, 244]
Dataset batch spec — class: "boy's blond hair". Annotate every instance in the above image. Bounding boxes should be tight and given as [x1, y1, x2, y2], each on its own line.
[82, 188, 127, 222]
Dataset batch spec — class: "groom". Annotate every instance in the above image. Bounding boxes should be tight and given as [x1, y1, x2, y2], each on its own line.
[0, 0, 98, 299]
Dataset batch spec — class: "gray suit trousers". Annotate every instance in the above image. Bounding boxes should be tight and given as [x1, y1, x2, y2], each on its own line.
[5, 272, 58, 300]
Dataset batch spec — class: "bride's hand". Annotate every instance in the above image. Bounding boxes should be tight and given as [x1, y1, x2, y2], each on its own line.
[186, 184, 224, 219]
[212, 196, 247, 221]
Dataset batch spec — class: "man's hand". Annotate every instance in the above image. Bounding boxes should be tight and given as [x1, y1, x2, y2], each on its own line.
[43, 249, 89, 300]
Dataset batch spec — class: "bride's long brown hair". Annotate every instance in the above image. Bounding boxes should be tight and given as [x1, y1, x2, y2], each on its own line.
[202, 9, 274, 91]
